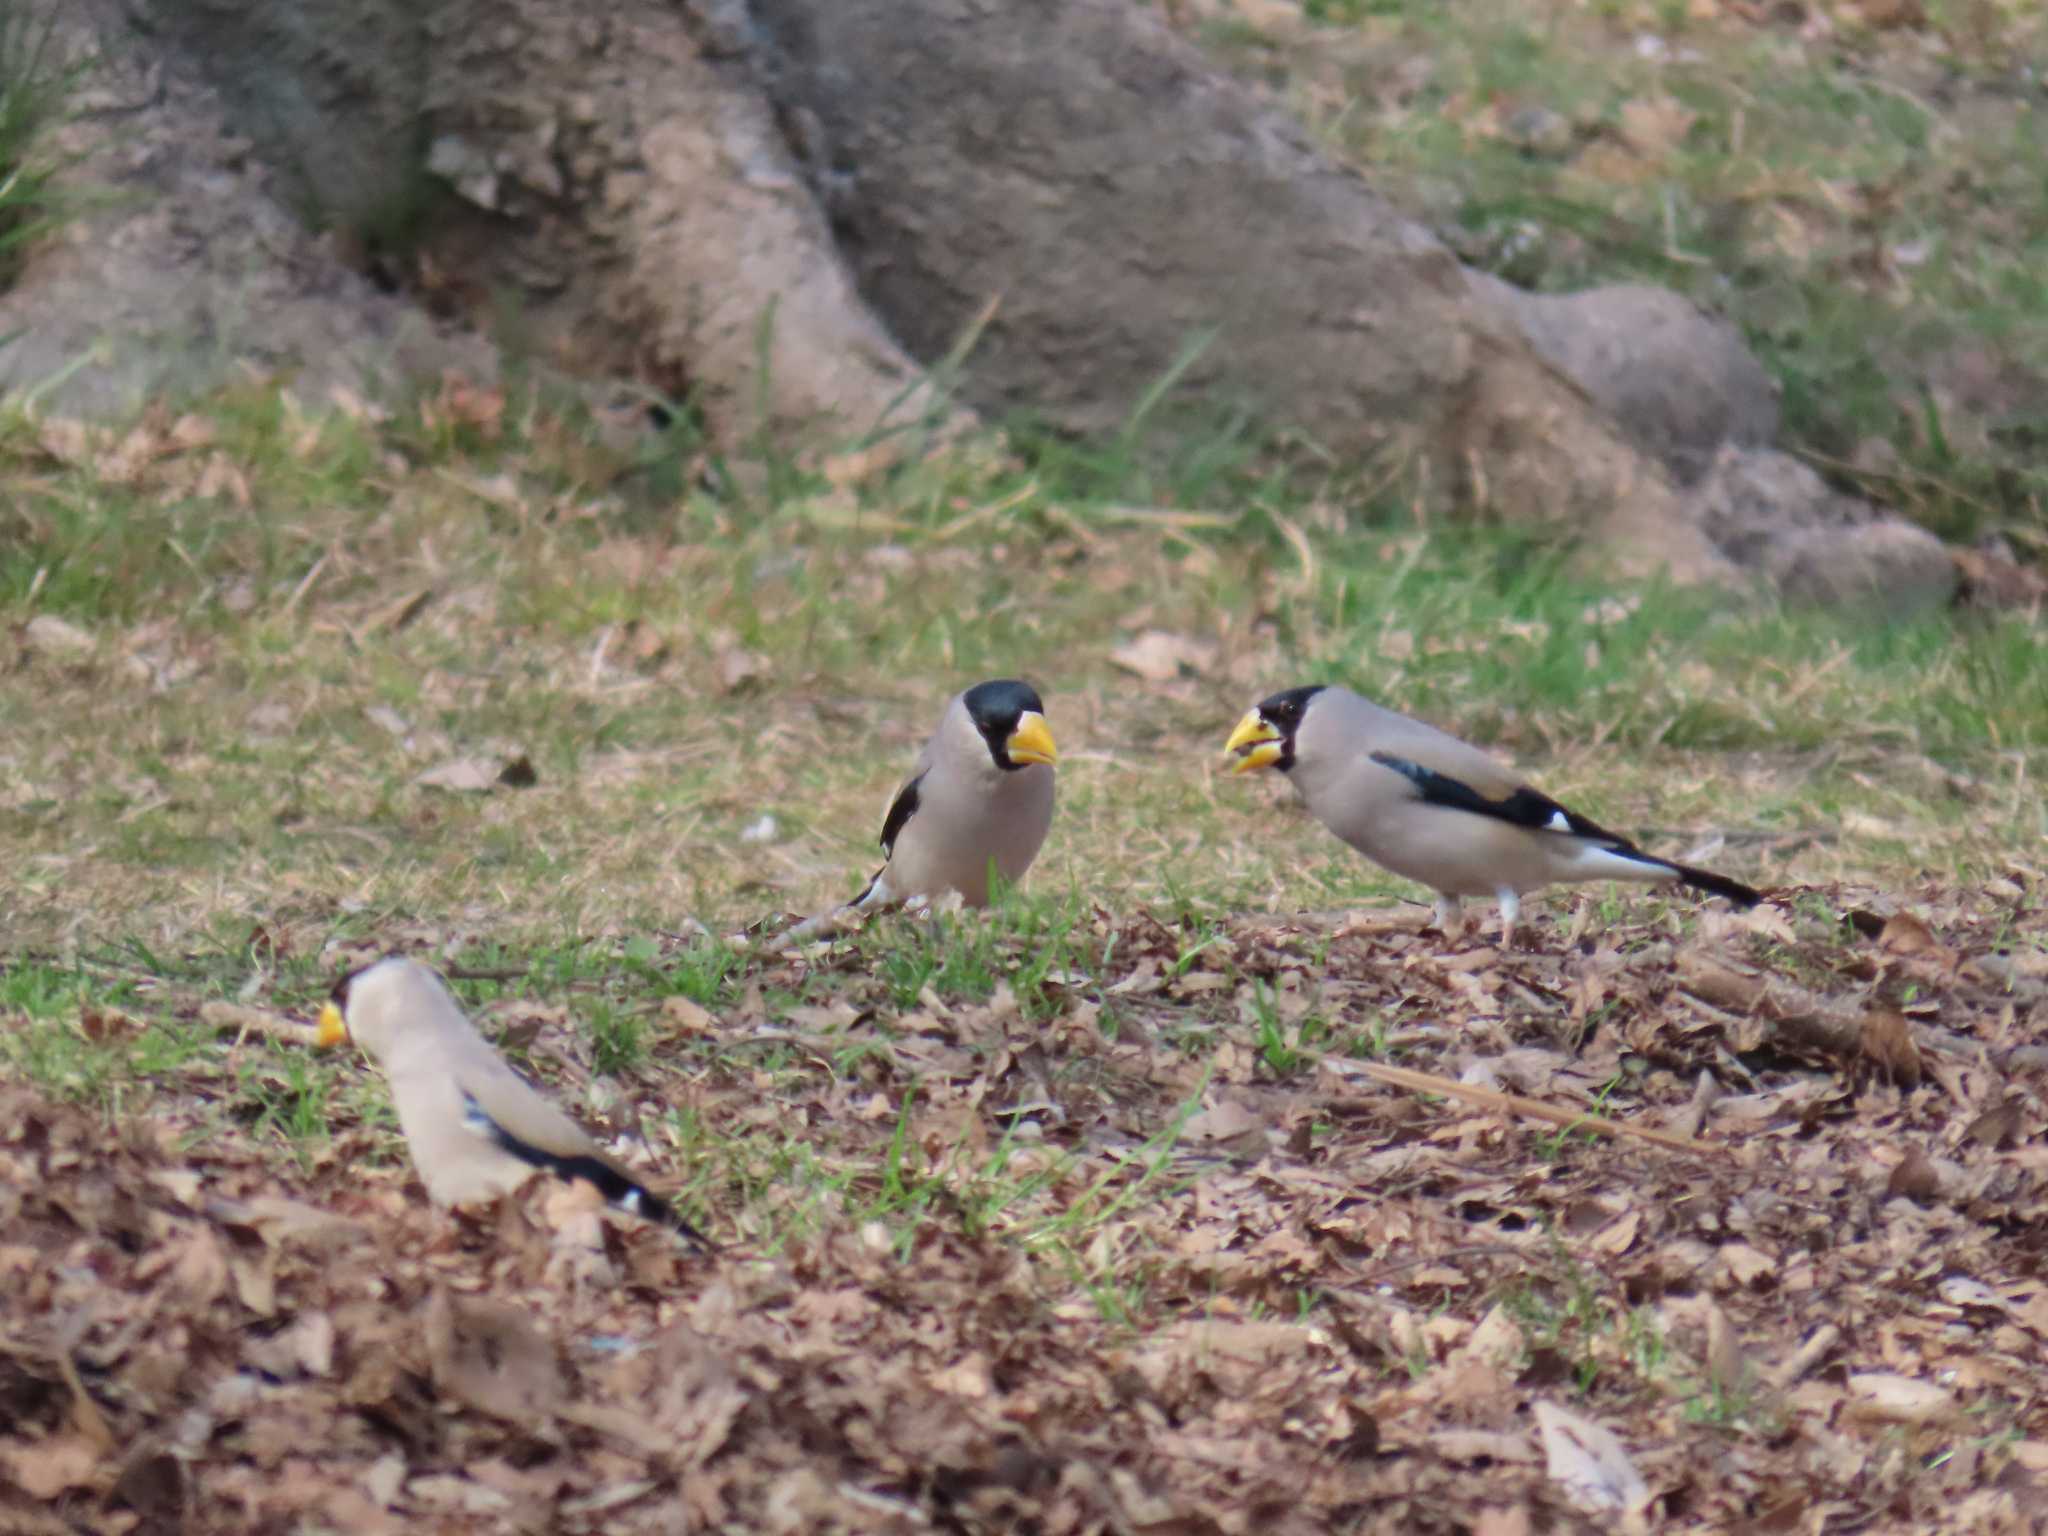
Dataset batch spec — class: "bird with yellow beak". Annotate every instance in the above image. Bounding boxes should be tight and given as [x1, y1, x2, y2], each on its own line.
[836, 677, 1060, 916]
[318, 957, 709, 1242]
[1226, 684, 1760, 946]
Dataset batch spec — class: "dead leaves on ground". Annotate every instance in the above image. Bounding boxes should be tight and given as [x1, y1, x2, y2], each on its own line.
[5, 882, 2048, 1531]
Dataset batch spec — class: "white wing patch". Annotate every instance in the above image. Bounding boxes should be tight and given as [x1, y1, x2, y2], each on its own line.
[619, 1187, 644, 1216]
[459, 1090, 498, 1141]
[1569, 845, 1679, 883]
[1545, 810, 1573, 832]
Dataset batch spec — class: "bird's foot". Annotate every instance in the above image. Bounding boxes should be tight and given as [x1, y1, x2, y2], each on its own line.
[1432, 896, 1466, 945]
[1493, 889, 1522, 953]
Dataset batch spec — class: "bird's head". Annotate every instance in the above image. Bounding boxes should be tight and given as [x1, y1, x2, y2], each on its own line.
[1224, 685, 1326, 775]
[316, 956, 440, 1061]
[315, 969, 360, 1049]
[962, 679, 1059, 771]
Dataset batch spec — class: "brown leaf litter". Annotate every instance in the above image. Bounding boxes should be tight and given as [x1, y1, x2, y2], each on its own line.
[5, 883, 2048, 1531]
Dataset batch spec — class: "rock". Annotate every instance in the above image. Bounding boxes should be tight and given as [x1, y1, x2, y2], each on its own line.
[1474, 277, 1780, 484]
[1684, 445, 1957, 612]
[0, 19, 497, 418]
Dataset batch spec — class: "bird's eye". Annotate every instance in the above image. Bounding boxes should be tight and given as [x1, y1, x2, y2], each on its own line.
[329, 963, 369, 1006]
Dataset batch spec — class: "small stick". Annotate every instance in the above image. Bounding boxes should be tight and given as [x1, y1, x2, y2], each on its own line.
[1318, 1056, 1726, 1157]
[1768, 1323, 1840, 1390]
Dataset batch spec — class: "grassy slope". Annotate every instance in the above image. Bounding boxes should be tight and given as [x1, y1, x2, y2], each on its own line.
[1213, 0, 2048, 541]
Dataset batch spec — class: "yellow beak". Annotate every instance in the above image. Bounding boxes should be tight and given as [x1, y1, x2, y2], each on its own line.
[1006, 710, 1059, 767]
[315, 1002, 349, 1048]
[1224, 709, 1283, 774]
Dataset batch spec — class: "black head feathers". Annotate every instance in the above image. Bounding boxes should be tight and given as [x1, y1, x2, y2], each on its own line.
[963, 679, 1047, 771]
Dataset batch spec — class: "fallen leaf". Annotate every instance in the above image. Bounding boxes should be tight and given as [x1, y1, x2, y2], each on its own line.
[1617, 95, 1697, 159]
[1182, 1099, 1266, 1146]
[24, 614, 95, 658]
[37, 416, 94, 466]
[1589, 1208, 1642, 1257]
[1718, 1242, 1778, 1288]
[1108, 629, 1215, 683]
[1878, 912, 1944, 957]
[208, 1195, 370, 1254]
[1702, 1301, 1747, 1397]
[1965, 1100, 2023, 1149]
[928, 1353, 993, 1398]
[228, 1252, 277, 1317]
[407, 1474, 512, 1514]
[1434, 1432, 1538, 1466]
[496, 753, 539, 788]
[1886, 1146, 1944, 1204]
[360, 1453, 406, 1508]
[365, 587, 434, 634]
[0, 1431, 102, 1498]
[424, 1289, 565, 1427]
[78, 1006, 141, 1043]
[291, 1312, 336, 1377]
[713, 640, 767, 694]
[1534, 1401, 1648, 1515]
[1471, 1507, 1534, 1536]
[414, 753, 537, 792]
[661, 996, 717, 1032]
[1846, 1373, 1957, 1425]
[1458, 1305, 1525, 1372]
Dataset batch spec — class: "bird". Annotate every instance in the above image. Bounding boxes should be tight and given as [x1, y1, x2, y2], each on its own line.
[782, 679, 1059, 942]
[317, 956, 709, 1245]
[1223, 684, 1761, 946]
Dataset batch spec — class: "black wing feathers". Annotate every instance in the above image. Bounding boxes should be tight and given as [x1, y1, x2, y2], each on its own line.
[1664, 862, 1762, 907]
[879, 771, 925, 856]
[1367, 753, 1637, 847]
[461, 1090, 712, 1247]
[1368, 752, 1763, 908]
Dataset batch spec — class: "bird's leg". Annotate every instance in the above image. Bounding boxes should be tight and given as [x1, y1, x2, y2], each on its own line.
[1432, 895, 1464, 942]
[1494, 888, 1521, 950]
[904, 893, 946, 947]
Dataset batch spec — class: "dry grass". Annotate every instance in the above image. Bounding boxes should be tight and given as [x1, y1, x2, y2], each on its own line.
[3, 393, 2040, 953]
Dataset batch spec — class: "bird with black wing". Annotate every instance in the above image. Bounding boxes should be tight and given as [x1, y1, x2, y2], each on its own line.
[1225, 684, 1760, 946]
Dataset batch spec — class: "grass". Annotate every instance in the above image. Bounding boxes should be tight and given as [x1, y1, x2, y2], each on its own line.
[3, 373, 2041, 947]
[0, 0, 84, 288]
[0, 383, 2036, 1505]
[1209, 0, 2048, 544]
[2, 381, 2041, 1275]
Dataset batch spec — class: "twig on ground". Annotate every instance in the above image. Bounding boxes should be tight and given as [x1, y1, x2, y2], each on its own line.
[1319, 1055, 1728, 1157]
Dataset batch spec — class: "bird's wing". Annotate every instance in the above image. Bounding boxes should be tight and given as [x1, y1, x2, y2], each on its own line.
[878, 768, 926, 855]
[1367, 751, 1640, 849]
[451, 1046, 711, 1245]
[447, 1042, 604, 1162]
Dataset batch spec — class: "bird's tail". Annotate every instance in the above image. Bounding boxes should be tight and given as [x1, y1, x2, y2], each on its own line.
[613, 1179, 714, 1249]
[772, 870, 894, 949]
[847, 869, 893, 912]
[1596, 845, 1762, 907]
[1671, 863, 1763, 908]
[562, 1153, 711, 1248]
[471, 1110, 713, 1249]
